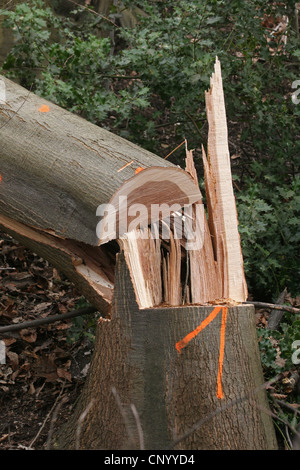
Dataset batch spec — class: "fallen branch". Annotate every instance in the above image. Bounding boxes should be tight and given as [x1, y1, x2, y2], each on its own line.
[246, 301, 299, 314]
[0, 305, 97, 334]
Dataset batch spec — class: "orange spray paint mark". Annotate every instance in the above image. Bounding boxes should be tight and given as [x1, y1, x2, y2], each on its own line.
[0, 174, 2, 183]
[135, 167, 144, 174]
[39, 105, 50, 113]
[216, 307, 227, 399]
[175, 306, 222, 354]
[175, 306, 228, 400]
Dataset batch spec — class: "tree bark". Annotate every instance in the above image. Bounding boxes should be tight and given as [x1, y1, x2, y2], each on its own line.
[54, 253, 277, 450]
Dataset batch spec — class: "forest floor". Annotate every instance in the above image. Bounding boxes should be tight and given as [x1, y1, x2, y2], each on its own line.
[0, 231, 299, 450]
[0, 231, 93, 450]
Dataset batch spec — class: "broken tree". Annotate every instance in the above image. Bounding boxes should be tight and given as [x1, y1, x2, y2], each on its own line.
[0, 58, 278, 450]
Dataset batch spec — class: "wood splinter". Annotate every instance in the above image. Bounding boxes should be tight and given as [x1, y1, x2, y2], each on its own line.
[121, 57, 247, 309]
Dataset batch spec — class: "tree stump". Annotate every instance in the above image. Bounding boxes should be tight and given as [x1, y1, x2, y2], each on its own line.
[55, 254, 277, 450]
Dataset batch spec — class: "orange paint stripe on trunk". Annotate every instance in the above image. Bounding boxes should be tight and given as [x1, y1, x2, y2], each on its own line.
[216, 307, 228, 399]
[175, 306, 222, 354]
[175, 306, 228, 400]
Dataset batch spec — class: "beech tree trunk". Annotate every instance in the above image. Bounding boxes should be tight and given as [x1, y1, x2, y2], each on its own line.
[54, 254, 277, 450]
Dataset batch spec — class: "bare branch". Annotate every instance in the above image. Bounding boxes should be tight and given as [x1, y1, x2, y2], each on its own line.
[0, 306, 97, 334]
[246, 301, 299, 314]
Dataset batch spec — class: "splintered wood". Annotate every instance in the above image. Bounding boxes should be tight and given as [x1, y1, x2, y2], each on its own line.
[204, 58, 248, 303]
[119, 57, 247, 309]
[119, 229, 162, 308]
[184, 142, 221, 304]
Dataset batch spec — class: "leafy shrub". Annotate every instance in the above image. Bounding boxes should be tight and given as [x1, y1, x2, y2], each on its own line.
[258, 312, 300, 374]
[237, 176, 300, 299]
[66, 297, 98, 343]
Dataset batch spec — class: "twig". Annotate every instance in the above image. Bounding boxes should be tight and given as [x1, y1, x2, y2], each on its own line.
[29, 382, 66, 449]
[258, 401, 300, 442]
[66, 0, 119, 28]
[0, 0, 14, 13]
[111, 386, 135, 446]
[0, 306, 97, 334]
[163, 140, 186, 160]
[130, 404, 144, 450]
[117, 160, 135, 172]
[0, 83, 33, 131]
[184, 110, 204, 139]
[275, 399, 300, 416]
[75, 399, 95, 450]
[245, 301, 299, 314]
[285, 424, 293, 450]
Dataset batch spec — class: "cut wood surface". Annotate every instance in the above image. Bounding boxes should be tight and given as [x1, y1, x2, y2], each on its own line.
[98, 166, 202, 245]
[119, 229, 162, 308]
[185, 142, 221, 304]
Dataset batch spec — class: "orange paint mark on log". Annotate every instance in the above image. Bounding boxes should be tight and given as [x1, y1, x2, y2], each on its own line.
[0, 174, 2, 183]
[39, 105, 50, 113]
[135, 167, 144, 174]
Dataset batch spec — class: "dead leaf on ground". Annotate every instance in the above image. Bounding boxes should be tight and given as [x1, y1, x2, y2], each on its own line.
[6, 351, 19, 369]
[33, 355, 71, 383]
[57, 367, 72, 382]
[2, 337, 16, 347]
[19, 329, 37, 343]
[31, 302, 52, 315]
